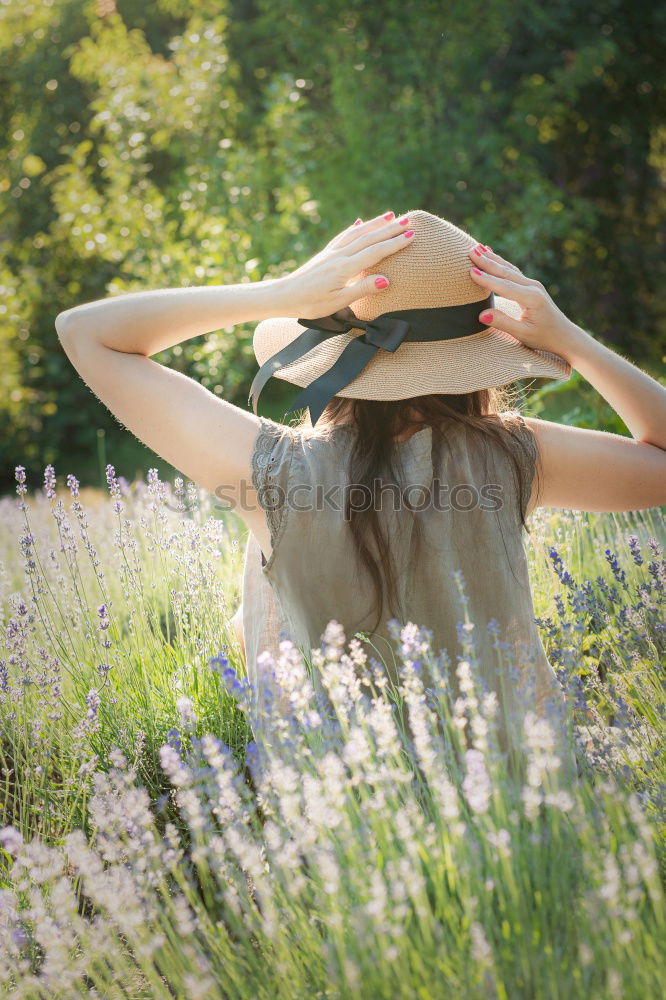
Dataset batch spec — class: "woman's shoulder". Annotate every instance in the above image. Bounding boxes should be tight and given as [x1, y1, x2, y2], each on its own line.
[250, 414, 350, 484]
[254, 415, 353, 450]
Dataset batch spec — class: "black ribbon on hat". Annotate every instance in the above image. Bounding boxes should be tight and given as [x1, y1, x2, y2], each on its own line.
[248, 292, 495, 427]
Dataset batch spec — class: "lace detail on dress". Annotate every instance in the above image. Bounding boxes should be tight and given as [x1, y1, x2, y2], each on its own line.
[250, 417, 295, 550]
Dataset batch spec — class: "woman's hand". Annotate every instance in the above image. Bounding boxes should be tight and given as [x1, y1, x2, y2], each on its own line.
[468, 244, 585, 361]
[280, 211, 414, 319]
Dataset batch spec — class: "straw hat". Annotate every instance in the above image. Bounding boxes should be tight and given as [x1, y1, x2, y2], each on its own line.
[250, 209, 571, 424]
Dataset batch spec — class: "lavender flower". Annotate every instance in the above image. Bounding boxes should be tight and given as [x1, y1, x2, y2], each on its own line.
[208, 651, 230, 676]
[627, 534, 644, 566]
[19, 531, 37, 574]
[105, 464, 123, 513]
[43, 464, 56, 500]
[0, 825, 23, 856]
[66, 473, 79, 499]
[462, 748, 492, 814]
[604, 547, 627, 587]
[176, 696, 197, 729]
[15, 465, 27, 492]
[96, 603, 113, 653]
[549, 546, 575, 588]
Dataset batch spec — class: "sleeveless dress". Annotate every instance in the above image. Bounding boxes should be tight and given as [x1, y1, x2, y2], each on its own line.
[241, 412, 578, 781]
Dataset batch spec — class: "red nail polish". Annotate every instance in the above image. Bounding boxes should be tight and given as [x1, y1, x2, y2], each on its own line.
[384, 211, 395, 220]
[354, 218, 362, 226]
[474, 247, 484, 256]
[404, 230, 415, 238]
[480, 311, 493, 323]
[399, 217, 409, 225]
[472, 266, 482, 275]
[375, 277, 389, 289]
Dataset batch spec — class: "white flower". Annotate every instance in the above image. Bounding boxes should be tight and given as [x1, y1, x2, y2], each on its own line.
[462, 749, 492, 814]
[176, 696, 197, 727]
[0, 826, 23, 856]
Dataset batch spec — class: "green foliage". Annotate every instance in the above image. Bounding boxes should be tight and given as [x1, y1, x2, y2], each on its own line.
[1, 0, 664, 489]
[527, 367, 631, 435]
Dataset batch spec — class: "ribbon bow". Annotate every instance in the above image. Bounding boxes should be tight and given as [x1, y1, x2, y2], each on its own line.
[248, 306, 412, 427]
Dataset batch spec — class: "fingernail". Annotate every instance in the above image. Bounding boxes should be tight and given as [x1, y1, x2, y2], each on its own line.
[472, 266, 482, 275]
[354, 218, 363, 226]
[473, 247, 485, 256]
[375, 277, 389, 289]
[483, 245, 492, 251]
[383, 211, 395, 220]
[404, 230, 415, 238]
[399, 216, 410, 225]
[480, 311, 493, 323]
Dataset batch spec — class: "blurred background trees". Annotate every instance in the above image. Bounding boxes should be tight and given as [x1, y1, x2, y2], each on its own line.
[1, 0, 664, 491]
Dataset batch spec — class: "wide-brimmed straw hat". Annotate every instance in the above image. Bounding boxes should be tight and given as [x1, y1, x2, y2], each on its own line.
[249, 209, 571, 426]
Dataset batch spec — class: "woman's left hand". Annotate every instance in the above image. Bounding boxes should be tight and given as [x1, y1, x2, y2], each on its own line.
[279, 211, 414, 319]
[467, 244, 583, 360]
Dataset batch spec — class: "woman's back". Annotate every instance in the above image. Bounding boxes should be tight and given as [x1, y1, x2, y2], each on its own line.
[241, 411, 571, 768]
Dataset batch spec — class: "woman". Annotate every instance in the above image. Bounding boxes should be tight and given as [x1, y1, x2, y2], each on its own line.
[56, 209, 666, 770]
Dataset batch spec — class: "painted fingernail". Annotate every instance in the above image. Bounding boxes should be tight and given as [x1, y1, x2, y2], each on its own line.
[375, 277, 389, 289]
[354, 218, 363, 226]
[483, 245, 492, 251]
[404, 230, 415, 238]
[473, 246, 485, 256]
[399, 216, 410, 225]
[472, 266, 482, 275]
[480, 311, 494, 323]
[384, 211, 395, 220]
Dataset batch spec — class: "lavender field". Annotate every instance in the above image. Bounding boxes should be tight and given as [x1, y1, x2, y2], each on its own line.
[0, 465, 664, 999]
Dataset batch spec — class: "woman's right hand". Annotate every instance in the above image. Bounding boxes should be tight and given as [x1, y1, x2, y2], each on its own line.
[467, 244, 585, 361]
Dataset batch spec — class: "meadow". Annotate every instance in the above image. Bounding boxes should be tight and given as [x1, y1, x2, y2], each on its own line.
[0, 460, 664, 999]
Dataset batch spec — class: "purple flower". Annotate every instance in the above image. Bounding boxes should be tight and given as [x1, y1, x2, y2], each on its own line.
[604, 547, 627, 587]
[218, 663, 251, 700]
[19, 531, 36, 573]
[15, 466, 27, 495]
[166, 728, 182, 752]
[627, 534, 644, 566]
[85, 688, 100, 718]
[105, 465, 123, 511]
[66, 473, 80, 499]
[569, 674, 591, 714]
[452, 568, 471, 606]
[0, 825, 23, 856]
[44, 464, 56, 500]
[208, 651, 230, 676]
[548, 547, 575, 588]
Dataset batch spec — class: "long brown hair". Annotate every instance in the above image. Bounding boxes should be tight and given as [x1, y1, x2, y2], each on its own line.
[287, 387, 540, 637]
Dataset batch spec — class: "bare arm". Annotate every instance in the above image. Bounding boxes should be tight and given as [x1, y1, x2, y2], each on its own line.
[558, 327, 666, 450]
[525, 332, 666, 515]
[524, 416, 666, 515]
[469, 245, 666, 514]
[55, 212, 413, 558]
[55, 279, 293, 358]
